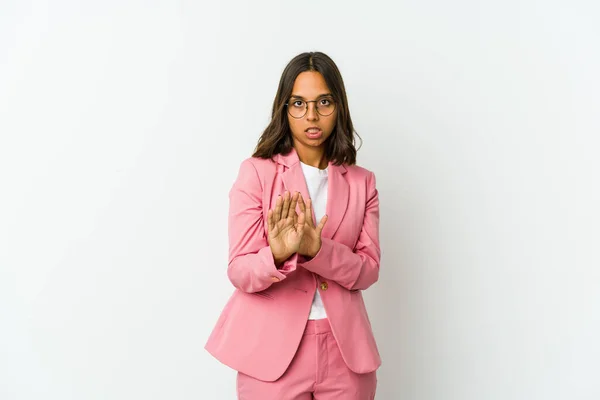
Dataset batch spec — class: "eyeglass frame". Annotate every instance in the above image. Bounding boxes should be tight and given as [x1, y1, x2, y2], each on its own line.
[284, 96, 337, 119]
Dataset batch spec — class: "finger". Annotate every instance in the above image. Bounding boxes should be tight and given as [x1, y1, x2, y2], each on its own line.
[305, 198, 314, 227]
[281, 191, 291, 219]
[285, 190, 294, 219]
[268, 210, 279, 237]
[316, 214, 328, 235]
[298, 194, 312, 226]
[296, 211, 306, 233]
[267, 209, 274, 232]
[297, 193, 306, 215]
[273, 194, 283, 221]
[290, 191, 300, 218]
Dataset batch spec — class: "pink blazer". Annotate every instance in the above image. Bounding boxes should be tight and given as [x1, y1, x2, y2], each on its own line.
[205, 147, 381, 382]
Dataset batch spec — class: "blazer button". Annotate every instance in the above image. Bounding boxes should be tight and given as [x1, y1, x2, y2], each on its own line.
[320, 281, 328, 291]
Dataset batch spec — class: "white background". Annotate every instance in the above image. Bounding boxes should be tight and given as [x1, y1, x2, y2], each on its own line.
[1, 1, 599, 399]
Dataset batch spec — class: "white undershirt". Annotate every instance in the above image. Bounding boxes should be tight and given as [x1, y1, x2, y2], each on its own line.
[300, 161, 328, 320]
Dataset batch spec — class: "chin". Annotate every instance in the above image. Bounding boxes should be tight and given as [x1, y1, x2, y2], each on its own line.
[305, 139, 327, 147]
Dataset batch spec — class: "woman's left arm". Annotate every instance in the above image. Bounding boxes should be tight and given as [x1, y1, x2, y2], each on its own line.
[299, 171, 380, 291]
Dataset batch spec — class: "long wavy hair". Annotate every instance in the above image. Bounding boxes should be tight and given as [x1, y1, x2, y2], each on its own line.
[252, 52, 362, 166]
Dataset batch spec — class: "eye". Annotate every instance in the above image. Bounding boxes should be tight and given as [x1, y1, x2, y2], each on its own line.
[319, 98, 332, 106]
[292, 100, 305, 107]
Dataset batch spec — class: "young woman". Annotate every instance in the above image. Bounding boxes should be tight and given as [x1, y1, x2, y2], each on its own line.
[205, 51, 381, 399]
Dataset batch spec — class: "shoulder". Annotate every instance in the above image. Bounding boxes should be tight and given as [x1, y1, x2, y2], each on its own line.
[344, 164, 378, 199]
[344, 163, 377, 183]
[238, 155, 275, 169]
[236, 156, 277, 176]
[232, 156, 277, 188]
[345, 163, 373, 176]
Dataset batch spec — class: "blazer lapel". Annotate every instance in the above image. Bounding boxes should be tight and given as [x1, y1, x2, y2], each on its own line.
[282, 162, 313, 217]
[276, 149, 349, 240]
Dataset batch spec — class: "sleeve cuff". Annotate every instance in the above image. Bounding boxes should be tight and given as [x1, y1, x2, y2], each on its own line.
[258, 246, 298, 281]
[298, 238, 332, 272]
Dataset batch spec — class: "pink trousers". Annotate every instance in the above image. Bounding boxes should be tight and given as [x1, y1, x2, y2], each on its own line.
[236, 318, 377, 399]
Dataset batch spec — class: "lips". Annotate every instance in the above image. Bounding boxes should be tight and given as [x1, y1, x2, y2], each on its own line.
[305, 128, 323, 139]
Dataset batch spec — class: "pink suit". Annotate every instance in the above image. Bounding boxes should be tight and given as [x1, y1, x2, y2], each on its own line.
[205, 148, 381, 387]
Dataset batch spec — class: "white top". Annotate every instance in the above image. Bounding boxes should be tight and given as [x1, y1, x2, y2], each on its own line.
[300, 161, 329, 320]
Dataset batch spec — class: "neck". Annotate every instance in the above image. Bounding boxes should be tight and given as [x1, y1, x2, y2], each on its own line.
[294, 144, 328, 169]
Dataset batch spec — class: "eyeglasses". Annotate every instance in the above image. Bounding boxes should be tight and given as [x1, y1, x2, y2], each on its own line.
[285, 97, 336, 119]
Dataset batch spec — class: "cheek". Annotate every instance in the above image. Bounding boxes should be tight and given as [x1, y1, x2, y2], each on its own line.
[325, 116, 337, 134]
[288, 117, 302, 136]
[327, 110, 338, 129]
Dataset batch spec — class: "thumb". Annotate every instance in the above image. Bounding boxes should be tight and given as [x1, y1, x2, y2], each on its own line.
[316, 214, 328, 235]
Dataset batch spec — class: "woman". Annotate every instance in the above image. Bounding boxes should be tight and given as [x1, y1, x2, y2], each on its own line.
[205, 51, 381, 399]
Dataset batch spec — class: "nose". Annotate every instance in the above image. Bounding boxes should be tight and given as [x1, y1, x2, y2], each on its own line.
[306, 102, 319, 121]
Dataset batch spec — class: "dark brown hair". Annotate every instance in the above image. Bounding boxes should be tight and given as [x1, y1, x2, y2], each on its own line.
[252, 52, 362, 166]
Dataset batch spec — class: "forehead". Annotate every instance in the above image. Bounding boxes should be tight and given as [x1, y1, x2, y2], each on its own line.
[291, 71, 331, 97]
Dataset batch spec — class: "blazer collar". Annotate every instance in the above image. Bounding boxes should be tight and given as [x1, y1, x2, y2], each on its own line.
[275, 148, 349, 239]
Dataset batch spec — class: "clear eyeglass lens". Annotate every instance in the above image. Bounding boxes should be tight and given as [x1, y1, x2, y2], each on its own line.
[288, 98, 335, 118]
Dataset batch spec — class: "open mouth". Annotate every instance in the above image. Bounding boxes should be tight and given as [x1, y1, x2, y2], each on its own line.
[305, 127, 323, 139]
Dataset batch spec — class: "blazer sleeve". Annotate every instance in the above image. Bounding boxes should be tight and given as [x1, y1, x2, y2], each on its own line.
[226, 158, 299, 293]
[299, 171, 381, 291]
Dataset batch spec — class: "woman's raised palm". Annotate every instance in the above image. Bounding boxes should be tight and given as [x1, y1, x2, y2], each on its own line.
[267, 191, 305, 261]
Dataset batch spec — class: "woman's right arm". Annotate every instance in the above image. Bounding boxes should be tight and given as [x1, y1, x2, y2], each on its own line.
[226, 158, 298, 293]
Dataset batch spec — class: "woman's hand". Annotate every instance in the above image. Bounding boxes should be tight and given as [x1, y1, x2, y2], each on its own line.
[267, 191, 305, 274]
[296, 193, 328, 259]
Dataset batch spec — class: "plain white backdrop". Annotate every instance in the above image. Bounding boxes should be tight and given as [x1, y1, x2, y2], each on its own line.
[1, 1, 599, 399]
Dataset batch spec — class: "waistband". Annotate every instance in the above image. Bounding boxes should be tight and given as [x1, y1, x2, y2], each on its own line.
[303, 318, 332, 335]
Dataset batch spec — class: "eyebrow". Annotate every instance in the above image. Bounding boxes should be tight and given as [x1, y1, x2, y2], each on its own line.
[290, 93, 333, 99]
